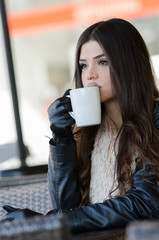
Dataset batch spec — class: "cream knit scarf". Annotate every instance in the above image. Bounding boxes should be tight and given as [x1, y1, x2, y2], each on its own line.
[89, 116, 128, 204]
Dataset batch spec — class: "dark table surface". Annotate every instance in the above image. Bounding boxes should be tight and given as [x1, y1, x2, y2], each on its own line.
[72, 228, 125, 240]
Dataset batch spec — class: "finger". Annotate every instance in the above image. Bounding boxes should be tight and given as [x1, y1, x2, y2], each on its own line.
[0, 215, 14, 223]
[3, 205, 18, 213]
[48, 89, 72, 111]
[56, 96, 72, 112]
[64, 101, 73, 112]
[65, 113, 75, 125]
[53, 96, 71, 110]
[63, 89, 71, 97]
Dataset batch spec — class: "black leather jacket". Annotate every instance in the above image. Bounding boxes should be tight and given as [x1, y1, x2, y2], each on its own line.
[48, 101, 159, 233]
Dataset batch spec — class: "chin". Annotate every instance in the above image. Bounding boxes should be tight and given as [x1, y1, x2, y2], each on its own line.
[101, 96, 116, 104]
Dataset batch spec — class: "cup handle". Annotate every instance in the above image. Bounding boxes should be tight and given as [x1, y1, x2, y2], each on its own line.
[66, 95, 75, 120]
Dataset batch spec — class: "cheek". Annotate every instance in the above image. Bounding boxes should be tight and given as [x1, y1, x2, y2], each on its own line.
[81, 73, 87, 87]
[100, 83, 115, 102]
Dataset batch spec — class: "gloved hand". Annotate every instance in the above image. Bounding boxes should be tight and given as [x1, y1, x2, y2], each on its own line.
[48, 89, 75, 144]
[0, 205, 42, 223]
[153, 100, 159, 131]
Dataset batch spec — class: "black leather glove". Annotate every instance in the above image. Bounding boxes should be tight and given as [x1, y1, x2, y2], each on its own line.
[48, 89, 75, 144]
[153, 100, 159, 131]
[0, 205, 42, 223]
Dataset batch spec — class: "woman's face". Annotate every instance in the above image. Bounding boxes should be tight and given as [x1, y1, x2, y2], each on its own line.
[79, 40, 116, 103]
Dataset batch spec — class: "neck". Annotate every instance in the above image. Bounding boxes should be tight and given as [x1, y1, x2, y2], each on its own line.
[104, 98, 122, 130]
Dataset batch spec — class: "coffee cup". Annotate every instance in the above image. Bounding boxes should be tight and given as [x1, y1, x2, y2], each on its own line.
[68, 87, 101, 127]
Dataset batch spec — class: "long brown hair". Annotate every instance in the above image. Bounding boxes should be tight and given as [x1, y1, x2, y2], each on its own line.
[73, 18, 159, 206]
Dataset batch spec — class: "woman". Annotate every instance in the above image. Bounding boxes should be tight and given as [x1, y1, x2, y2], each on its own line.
[2, 18, 159, 233]
[47, 18, 159, 231]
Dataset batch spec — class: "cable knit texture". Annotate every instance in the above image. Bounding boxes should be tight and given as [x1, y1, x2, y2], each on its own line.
[89, 114, 135, 204]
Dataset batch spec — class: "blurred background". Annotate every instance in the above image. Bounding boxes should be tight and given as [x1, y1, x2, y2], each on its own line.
[0, 0, 159, 175]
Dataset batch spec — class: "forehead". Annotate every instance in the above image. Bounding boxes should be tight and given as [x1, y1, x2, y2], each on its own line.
[79, 40, 104, 58]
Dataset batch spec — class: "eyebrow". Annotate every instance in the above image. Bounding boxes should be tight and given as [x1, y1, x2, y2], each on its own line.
[79, 53, 105, 61]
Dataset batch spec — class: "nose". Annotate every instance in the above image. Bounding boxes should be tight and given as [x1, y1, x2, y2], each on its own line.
[87, 66, 98, 80]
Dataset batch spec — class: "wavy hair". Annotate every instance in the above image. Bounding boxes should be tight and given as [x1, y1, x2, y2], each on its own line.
[73, 18, 159, 206]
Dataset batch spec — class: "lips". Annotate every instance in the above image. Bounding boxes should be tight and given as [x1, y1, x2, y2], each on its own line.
[87, 82, 99, 88]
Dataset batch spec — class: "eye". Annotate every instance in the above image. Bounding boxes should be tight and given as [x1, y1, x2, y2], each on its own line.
[79, 63, 87, 70]
[98, 60, 108, 66]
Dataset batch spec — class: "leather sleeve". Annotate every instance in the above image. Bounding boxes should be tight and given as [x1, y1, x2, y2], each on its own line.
[48, 146, 159, 233]
[62, 168, 159, 232]
[48, 141, 81, 209]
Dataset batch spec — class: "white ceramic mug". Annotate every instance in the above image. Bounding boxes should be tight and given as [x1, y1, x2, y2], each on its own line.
[69, 87, 101, 127]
